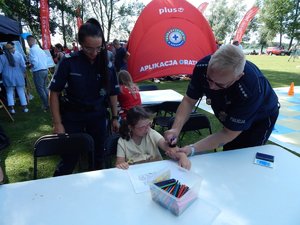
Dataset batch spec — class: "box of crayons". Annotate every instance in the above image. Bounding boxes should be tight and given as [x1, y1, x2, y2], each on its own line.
[149, 167, 202, 216]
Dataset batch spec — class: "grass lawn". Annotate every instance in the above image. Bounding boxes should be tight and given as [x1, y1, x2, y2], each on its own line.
[0, 55, 299, 183]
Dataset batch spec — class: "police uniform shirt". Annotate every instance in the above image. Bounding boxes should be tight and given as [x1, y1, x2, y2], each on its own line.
[187, 56, 278, 131]
[49, 51, 119, 109]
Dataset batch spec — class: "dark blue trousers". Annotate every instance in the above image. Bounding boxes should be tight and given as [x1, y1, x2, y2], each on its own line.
[54, 111, 107, 176]
[223, 109, 279, 151]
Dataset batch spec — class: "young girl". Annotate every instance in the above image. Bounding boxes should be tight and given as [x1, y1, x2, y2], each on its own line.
[116, 106, 191, 170]
[117, 70, 141, 119]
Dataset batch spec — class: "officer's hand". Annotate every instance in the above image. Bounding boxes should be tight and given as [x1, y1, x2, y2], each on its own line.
[164, 129, 179, 147]
[53, 123, 65, 134]
[111, 119, 120, 133]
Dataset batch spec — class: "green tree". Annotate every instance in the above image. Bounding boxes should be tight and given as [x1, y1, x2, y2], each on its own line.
[206, 0, 246, 42]
[50, 0, 76, 47]
[85, 0, 144, 42]
[0, 0, 42, 39]
[0, 0, 77, 48]
[259, 0, 294, 46]
[286, 0, 300, 48]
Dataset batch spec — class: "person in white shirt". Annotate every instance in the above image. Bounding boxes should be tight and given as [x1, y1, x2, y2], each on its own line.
[26, 35, 49, 111]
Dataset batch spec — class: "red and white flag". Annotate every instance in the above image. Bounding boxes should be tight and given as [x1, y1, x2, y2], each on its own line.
[40, 0, 51, 49]
[198, 2, 209, 14]
[75, 6, 83, 30]
[234, 6, 259, 43]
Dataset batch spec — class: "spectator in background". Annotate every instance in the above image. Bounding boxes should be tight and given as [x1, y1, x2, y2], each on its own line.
[53, 43, 65, 65]
[288, 44, 298, 62]
[112, 39, 130, 72]
[26, 35, 49, 111]
[71, 42, 79, 52]
[63, 45, 71, 55]
[117, 70, 141, 120]
[107, 48, 114, 69]
[0, 43, 28, 114]
[0, 46, 5, 105]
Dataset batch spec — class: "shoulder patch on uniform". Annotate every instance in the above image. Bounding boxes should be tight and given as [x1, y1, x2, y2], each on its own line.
[237, 83, 249, 99]
[196, 63, 208, 67]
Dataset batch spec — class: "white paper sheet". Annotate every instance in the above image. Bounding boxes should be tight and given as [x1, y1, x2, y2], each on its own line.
[127, 163, 169, 193]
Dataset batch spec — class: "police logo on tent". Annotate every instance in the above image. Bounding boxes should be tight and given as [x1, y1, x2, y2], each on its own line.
[165, 28, 186, 47]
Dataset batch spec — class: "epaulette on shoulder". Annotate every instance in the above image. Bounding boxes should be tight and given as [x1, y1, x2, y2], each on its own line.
[196, 63, 208, 68]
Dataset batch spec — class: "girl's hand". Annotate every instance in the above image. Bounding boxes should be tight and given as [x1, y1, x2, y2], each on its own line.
[116, 162, 129, 170]
[165, 146, 179, 160]
[177, 152, 191, 170]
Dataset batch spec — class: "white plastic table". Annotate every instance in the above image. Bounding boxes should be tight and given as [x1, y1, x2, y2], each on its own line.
[140, 89, 183, 105]
[0, 145, 299, 225]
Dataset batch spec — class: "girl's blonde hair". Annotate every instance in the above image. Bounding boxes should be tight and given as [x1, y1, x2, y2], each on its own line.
[118, 70, 139, 97]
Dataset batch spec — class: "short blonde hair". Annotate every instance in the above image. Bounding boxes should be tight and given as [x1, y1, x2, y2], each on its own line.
[209, 44, 245, 77]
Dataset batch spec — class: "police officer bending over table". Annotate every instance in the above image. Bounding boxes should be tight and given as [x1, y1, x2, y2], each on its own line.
[49, 18, 119, 176]
[165, 44, 279, 156]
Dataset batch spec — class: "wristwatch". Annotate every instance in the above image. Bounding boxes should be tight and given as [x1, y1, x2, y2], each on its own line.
[189, 144, 196, 157]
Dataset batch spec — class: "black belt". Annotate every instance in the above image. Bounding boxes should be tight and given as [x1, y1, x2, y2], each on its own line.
[60, 96, 104, 113]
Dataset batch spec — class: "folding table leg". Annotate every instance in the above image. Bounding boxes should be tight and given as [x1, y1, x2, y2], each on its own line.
[0, 99, 14, 122]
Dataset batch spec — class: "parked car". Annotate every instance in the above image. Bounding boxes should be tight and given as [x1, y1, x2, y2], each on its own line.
[266, 47, 290, 56]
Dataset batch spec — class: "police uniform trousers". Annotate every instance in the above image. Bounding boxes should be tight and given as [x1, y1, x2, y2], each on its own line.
[53, 110, 107, 176]
[223, 108, 279, 151]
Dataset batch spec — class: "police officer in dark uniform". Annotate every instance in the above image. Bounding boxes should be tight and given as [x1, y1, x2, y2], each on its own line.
[165, 44, 279, 156]
[49, 18, 119, 176]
